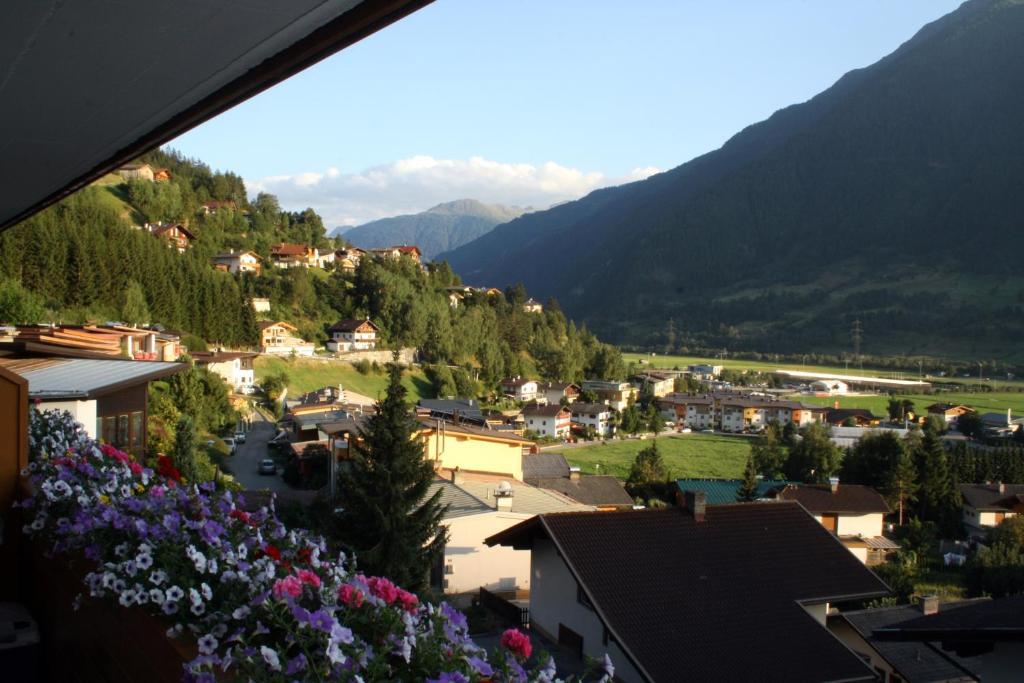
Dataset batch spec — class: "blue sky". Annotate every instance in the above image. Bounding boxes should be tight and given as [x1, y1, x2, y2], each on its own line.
[169, 0, 964, 227]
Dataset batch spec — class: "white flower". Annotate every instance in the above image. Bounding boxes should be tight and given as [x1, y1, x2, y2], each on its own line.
[136, 554, 153, 571]
[118, 591, 135, 607]
[189, 588, 202, 606]
[327, 641, 347, 666]
[149, 588, 165, 604]
[200, 583, 213, 601]
[165, 585, 184, 602]
[232, 606, 250, 620]
[190, 602, 205, 616]
[197, 634, 218, 655]
[149, 570, 168, 586]
[260, 646, 281, 671]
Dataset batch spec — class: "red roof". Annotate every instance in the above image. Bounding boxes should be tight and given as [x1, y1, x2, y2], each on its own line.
[271, 243, 309, 256]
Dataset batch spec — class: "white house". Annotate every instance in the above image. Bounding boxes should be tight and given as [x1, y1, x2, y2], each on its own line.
[258, 321, 315, 357]
[211, 250, 261, 275]
[326, 319, 379, 353]
[190, 351, 258, 394]
[251, 297, 271, 313]
[958, 482, 1024, 539]
[522, 404, 571, 439]
[500, 377, 539, 402]
[569, 402, 615, 437]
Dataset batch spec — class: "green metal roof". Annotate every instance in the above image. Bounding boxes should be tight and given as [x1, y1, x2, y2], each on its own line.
[675, 478, 792, 505]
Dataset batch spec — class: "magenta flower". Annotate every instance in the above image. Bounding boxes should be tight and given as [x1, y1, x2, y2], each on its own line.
[272, 575, 303, 600]
[500, 628, 532, 660]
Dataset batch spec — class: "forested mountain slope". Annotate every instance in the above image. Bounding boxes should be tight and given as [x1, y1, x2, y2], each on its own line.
[335, 199, 528, 261]
[441, 0, 1024, 360]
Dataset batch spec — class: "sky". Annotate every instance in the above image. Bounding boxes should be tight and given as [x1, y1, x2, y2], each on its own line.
[168, 0, 964, 229]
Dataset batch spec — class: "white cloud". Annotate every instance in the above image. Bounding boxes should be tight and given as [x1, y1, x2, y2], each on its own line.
[245, 156, 660, 228]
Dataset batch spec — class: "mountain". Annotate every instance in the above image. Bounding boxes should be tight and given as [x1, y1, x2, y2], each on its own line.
[441, 0, 1024, 360]
[335, 199, 529, 261]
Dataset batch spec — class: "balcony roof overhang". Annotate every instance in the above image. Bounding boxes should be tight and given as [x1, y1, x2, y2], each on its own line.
[0, 0, 433, 231]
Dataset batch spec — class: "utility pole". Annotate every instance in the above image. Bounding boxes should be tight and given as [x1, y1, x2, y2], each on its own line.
[851, 319, 863, 367]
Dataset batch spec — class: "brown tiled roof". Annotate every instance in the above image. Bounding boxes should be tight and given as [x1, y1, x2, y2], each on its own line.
[271, 243, 309, 256]
[568, 402, 612, 415]
[328, 318, 378, 333]
[774, 483, 891, 515]
[151, 223, 196, 240]
[500, 377, 535, 388]
[522, 404, 568, 417]
[825, 408, 879, 424]
[531, 475, 634, 507]
[488, 504, 888, 682]
[190, 350, 258, 363]
[958, 483, 1024, 511]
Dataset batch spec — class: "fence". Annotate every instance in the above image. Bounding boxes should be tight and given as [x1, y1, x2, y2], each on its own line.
[479, 587, 529, 628]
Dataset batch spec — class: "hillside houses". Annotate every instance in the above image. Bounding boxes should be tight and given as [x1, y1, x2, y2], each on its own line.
[117, 162, 155, 181]
[522, 297, 543, 313]
[580, 379, 638, 411]
[147, 222, 195, 252]
[211, 249, 261, 275]
[538, 381, 579, 405]
[630, 371, 675, 397]
[190, 350, 258, 394]
[326, 318, 378, 353]
[656, 391, 825, 432]
[522, 404, 571, 439]
[569, 402, 615, 437]
[258, 320, 314, 357]
[370, 245, 422, 263]
[500, 377, 539, 402]
[270, 243, 334, 269]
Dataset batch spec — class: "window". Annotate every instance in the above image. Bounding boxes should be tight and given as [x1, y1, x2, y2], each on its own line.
[117, 415, 129, 448]
[576, 583, 594, 611]
[131, 411, 144, 451]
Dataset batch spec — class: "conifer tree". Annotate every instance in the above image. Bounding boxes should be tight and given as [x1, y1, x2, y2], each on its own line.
[171, 415, 199, 483]
[333, 363, 447, 591]
[122, 279, 150, 325]
[737, 455, 760, 502]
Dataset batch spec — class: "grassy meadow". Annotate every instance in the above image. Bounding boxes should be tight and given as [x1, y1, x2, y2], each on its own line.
[254, 356, 434, 402]
[550, 432, 752, 481]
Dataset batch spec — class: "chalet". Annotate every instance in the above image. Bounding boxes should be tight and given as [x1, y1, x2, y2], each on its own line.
[522, 298, 543, 314]
[426, 472, 592, 605]
[149, 223, 195, 252]
[569, 402, 615, 437]
[190, 350, 258, 394]
[926, 403, 975, 424]
[334, 247, 365, 273]
[211, 250, 261, 275]
[258, 321, 314, 357]
[522, 404, 571, 439]
[630, 371, 675, 398]
[370, 245, 421, 263]
[539, 381, 580, 405]
[152, 168, 171, 182]
[872, 595, 1024, 681]
[828, 598, 983, 683]
[198, 200, 237, 215]
[270, 243, 320, 269]
[417, 419, 535, 481]
[326, 318, 378, 353]
[118, 163, 154, 181]
[771, 481, 898, 565]
[0, 356, 184, 456]
[500, 377, 539, 402]
[958, 482, 1024, 539]
[251, 297, 271, 313]
[580, 379, 638, 411]
[675, 478, 793, 504]
[825, 407, 881, 427]
[487, 499, 889, 682]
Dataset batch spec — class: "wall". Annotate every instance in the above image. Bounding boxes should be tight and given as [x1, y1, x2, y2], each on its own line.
[443, 512, 533, 598]
[421, 431, 524, 481]
[836, 513, 884, 538]
[828, 618, 894, 680]
[329, 347, 416, 364]
[530, 539, 645, 683]
[0, 367, 28, 600]
[40, 400, 98, 437]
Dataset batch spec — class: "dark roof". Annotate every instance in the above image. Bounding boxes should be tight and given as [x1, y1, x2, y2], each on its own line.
[488, 504, 889, 682]
[328, 318, 378, 333]
[676, 478, 793, 505]
[825, 408, 879, 424]
[521, 453, 570, 483]
[531, 475, 634, 507]
[957, 483, 1024, 511]
[874, 596, 1024, 645]
[568, 402, 612, 415]
[774, 483, 890, 515]
[190, 350, 258, 363]
[500, 377, 536, 388]
[425, 479, 491, 520]
[522, 404, 567, 417]
[151, 222, 196, 240]
[926, 403, 971, 413]
[0, 357, 184, 399]
[417, 399, 484, 422]
[415, 417, 534, 445]
[839, 603, 982, 682]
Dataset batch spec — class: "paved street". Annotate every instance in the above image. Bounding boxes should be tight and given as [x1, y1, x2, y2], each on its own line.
[228, 410, 291, 492]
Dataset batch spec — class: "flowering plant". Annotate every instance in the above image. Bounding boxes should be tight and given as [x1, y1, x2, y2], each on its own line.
[18, 410, 613, 682]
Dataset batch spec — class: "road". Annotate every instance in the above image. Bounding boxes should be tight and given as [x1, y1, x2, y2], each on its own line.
[228, 410, 291, 493]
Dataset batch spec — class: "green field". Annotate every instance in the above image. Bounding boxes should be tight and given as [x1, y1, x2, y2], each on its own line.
[550, 432, 752, 480]
[255, 356, 434, 403]
[793, 392, 1024, 417]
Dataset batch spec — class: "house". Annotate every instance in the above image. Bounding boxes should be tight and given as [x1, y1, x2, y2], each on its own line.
[521, 453, 571, 483]
[811, 379, 849, 395]
[118, 163, 154, 181]
[825, 407, 882, 427]
[830, 426, 911, 449]
[0, 324, 181, 361]
[522, 404, 571, 439]
[417, 419, 535, 481]
[687, 363, 723, 379]
[580, 379, 638, 411]
[251, 297, 271, 313]
[326, 319, 378, 353]
[270, 243, 320, 268]
[630, 372, 675, 398]
[211, 250, 261, 275]
[152, 168, 171, 182]
[198, 200, 237, 215]
[522, 298, 543, 314]
[979, 410, 1023, 437]
[568, 402, 615, 437]
[771, 481, 898, 565]
[958, 482, 1024, 539]
[500, 377, 539, 402]
[0, 356, 184, 456]
[487, 498, 889, 683]
[527, 470, 634, 510]
[258, 321, 315, 357]
[370, 245, 422, 263]
[674, 477, 793, 504]
[828, 598, 983, 683]
[148, 222, 195, 252]
[189, 350, 258, 394]
[427, 472, 593, 605]
[873, 596, 1024, 683]
[926, 403, 975, 425]
[417, 399, 485, 425]
[538, 381, 580, 405]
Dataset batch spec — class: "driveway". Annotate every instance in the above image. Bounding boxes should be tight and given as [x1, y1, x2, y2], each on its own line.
[228, 410, 291, 493]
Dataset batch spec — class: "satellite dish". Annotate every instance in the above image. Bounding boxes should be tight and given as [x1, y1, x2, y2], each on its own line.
[496, 481, 513, 496]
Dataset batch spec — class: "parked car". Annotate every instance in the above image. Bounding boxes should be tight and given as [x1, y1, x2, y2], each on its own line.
[223, 437, 236, 454]
[235, 431, 246, 444]
[258, 459, 276, 475]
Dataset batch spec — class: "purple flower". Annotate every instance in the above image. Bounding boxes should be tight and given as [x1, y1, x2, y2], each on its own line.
[428, 673, 469, 683]
[285, 654, 307, 675]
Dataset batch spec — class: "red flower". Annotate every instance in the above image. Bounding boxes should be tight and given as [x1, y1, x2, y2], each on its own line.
[338, 585, 364, 609]
[366, 576, 399, 606]
[501, 629, 532, 660]
[264, 545, 281, 562]
[229, 509, 252, 525]
[297, 547, 312, 564]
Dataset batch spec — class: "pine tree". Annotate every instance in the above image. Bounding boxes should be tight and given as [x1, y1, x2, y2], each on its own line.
[333, 364, 447, 591]
[171, 415, 199, 483]
[122, 279, 151, 325]
[737, 455, 759, 502]
[914, 430, 959, 533]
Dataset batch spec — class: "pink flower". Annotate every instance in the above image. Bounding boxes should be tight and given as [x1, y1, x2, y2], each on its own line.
[297, 570, 321, 589]
[501, 629, 532, 660]
[396, 589, 419, 613]
[338, 585, 364, 609]
[128, 461, 142, 475]
[272, 575, 303, 600]
[366, 576, 399, 606]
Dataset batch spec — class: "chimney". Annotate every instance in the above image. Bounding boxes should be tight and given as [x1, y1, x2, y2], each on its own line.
[997, 481, 1005, 495]
[494, 481, 514, 511]
[569, 466, 581, 481]
[918, 595, 939, 616]
[684, 490, 706, 522]
[829, 476, 840, 494]
[450, 468, 465, 486]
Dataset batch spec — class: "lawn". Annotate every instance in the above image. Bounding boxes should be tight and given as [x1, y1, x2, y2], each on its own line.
[550, 432, 752, 480]
[793, 392, 1024, 417]
[254, 356, 434, 403]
